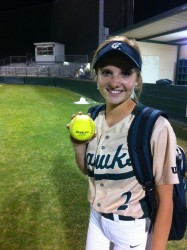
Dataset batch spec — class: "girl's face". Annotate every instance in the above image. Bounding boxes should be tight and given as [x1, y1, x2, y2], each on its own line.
[97, 54, 138, 107]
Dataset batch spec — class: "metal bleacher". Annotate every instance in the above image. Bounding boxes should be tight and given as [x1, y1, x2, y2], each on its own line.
[0, 55, 89, 78]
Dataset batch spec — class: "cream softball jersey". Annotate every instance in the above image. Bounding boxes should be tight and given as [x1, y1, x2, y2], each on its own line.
[86, 106, 179, 219]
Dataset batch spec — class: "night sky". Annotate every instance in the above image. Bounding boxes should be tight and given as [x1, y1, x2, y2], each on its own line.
[0, 0, 186, 59]
[134, 0, 187, 23]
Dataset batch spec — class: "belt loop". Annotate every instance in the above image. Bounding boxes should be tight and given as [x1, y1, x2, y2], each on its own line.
[113, 214, 120, 222]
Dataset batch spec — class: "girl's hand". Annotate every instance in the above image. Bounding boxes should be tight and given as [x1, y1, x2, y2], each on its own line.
[66, 112, 96, 145]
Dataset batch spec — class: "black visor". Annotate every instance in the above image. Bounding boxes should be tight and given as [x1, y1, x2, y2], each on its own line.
[93, 41, 142, 71]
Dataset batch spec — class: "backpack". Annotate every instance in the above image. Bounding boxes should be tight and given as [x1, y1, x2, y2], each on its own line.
[88, 103, 187, 241]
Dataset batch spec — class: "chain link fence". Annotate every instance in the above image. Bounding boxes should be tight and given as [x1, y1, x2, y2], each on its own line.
[0, 55, 90, 78]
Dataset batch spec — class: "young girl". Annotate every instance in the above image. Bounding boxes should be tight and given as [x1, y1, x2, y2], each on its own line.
[67, 36, 179, 250]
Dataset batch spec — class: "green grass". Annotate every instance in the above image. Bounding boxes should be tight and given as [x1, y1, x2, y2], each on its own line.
[169, 121, 187, 155]
[0, 84, 186, 250]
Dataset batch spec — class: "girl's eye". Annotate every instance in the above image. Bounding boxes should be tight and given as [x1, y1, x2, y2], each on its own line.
[101, 70, 112, 76]
[99, 68, 135, 77]
[121, 71, 132, 77]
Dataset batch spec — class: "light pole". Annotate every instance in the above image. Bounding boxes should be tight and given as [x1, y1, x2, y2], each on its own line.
[98, 0, 109, 45]
[98, 0, 104, 45]
[127, 0, 134, 27]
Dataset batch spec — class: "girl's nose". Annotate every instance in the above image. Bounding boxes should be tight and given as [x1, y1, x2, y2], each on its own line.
[111, 74, 121, 85]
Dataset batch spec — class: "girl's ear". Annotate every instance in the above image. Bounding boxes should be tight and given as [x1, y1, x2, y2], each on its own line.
[94, 73, 98, 82]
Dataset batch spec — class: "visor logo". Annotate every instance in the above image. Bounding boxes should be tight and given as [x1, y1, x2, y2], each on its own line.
[111, 42, 122, 49]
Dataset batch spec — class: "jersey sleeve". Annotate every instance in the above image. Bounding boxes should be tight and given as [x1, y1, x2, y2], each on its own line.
[151, 116, 179, 185]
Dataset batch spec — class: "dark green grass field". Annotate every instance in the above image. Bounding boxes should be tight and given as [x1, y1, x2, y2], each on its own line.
[0, 84, 186, 250]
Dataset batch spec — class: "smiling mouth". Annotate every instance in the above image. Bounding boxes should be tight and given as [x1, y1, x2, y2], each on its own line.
[107, 89, 123, 94]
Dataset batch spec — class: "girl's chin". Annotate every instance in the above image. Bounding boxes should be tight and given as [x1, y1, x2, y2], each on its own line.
[106, 99, 124, 106]
[106, 96, 131, 105]
[106, 93, 122, 100]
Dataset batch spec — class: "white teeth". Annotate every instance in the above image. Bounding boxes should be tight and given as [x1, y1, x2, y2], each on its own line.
[109, 90, 121, 94]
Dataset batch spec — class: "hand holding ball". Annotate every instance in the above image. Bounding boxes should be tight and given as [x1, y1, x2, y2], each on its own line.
[69, 115, 96, 142]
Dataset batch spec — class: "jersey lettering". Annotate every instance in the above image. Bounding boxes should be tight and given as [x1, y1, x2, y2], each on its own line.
[171, 166, 178, 174]
[117, 191, 132, 211]
[86, 144, 131, 170]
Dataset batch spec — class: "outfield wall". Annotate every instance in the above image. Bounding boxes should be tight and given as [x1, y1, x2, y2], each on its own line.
[0, 76, 186, 124]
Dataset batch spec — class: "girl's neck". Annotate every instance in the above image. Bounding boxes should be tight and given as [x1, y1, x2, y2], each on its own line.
[105, 99, 136, 127]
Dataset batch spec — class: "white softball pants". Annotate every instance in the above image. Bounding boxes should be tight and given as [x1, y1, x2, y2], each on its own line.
[85, 207, 152, 250]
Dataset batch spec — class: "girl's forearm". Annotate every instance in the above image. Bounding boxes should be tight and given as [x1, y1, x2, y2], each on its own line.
[72, 142, 88, 174]
[151, 187, 173, 250]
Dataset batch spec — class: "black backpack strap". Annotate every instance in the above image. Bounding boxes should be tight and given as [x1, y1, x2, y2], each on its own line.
[88, 104, 106, 120]
[128, 103, 167, 223]
[176, 145, 187, 177]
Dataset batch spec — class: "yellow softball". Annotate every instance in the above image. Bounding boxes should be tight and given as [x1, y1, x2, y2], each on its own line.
[69, 115, 96, 141]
